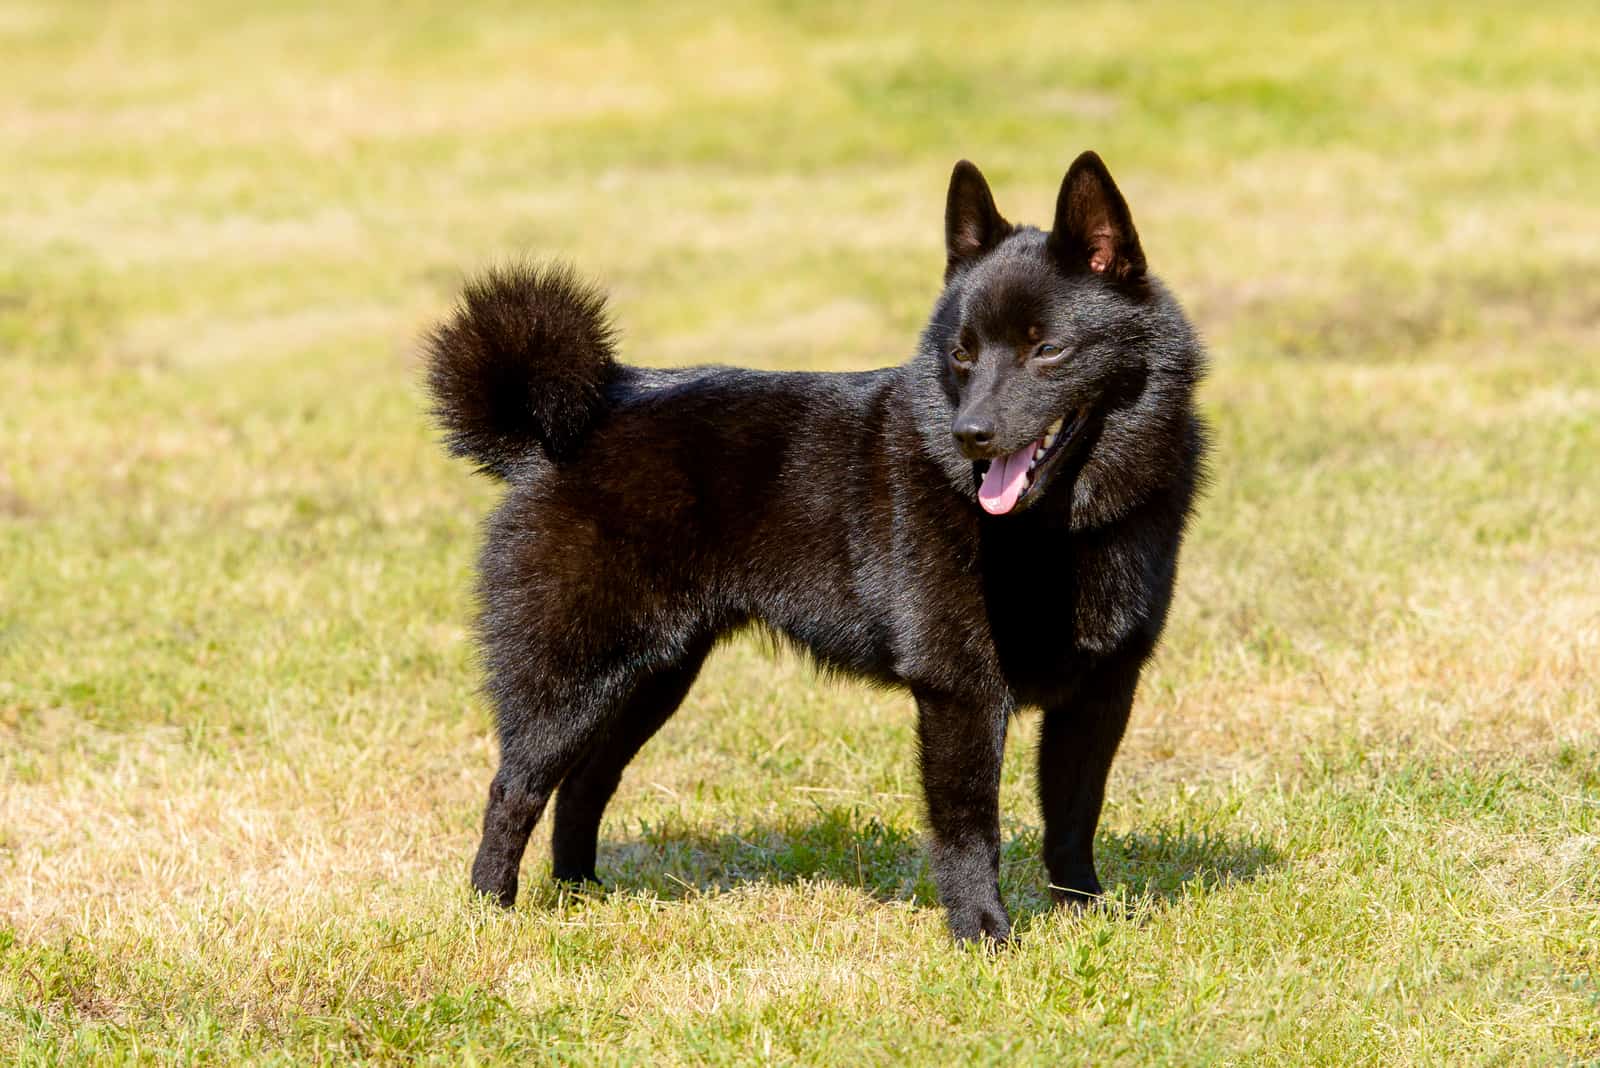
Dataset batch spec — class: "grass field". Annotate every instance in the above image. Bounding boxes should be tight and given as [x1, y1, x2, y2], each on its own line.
[3, 1, 1598, 1062]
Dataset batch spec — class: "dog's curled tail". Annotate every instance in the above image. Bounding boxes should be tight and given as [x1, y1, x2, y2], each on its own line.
[425, 262, 618, 478]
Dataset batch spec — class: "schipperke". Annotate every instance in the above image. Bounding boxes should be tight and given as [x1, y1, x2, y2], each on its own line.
[426, 151, 1207, 943]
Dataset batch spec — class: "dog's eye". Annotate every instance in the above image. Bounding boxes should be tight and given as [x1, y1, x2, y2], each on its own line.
[951, 346, 974, 365]
[1034, 342, 1065, 360]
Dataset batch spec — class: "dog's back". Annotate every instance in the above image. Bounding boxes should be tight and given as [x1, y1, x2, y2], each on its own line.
[467, 357, 916, 683]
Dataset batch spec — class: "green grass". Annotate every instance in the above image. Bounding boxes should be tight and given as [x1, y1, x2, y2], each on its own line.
[3, 0, 1599, 1063]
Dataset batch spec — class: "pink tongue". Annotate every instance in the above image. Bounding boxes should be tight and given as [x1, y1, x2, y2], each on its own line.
[977, 441, 1039, 515]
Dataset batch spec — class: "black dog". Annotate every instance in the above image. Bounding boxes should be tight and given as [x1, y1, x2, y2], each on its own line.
[426, 152, 1207, 943]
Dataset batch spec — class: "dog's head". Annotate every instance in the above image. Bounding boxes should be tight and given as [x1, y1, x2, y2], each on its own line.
[916, 152, 1202, 524]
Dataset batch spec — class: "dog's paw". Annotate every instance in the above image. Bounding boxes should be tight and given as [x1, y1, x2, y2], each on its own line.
[1048, 863, 1106, 911]
[470, 856, 520, 908]
[551, 865, 604, 892]
[948, 902, 1013, 947]
[1049, 856, 1100, 901]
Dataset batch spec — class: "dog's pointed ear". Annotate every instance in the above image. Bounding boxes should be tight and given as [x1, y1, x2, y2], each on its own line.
[1047, 151, 1146, 283]
[944, 160, 1010, 279]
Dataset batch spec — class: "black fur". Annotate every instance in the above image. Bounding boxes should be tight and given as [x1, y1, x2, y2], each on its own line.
[426, 263, 618, 475]
[426, 152, 1208, 943]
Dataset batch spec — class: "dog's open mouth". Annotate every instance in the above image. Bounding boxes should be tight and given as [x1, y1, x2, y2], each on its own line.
[976, 409, 1087, 516]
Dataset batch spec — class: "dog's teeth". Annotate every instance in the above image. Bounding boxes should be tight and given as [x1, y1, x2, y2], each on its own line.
[1048, 417, 1064, 436]
[1042, 433, 1056, 449]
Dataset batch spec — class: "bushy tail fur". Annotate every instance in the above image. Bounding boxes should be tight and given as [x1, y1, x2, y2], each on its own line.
[425, 262, 617, 478]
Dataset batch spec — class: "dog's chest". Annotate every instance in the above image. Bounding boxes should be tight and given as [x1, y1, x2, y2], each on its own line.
[976, 521, 1101, 700]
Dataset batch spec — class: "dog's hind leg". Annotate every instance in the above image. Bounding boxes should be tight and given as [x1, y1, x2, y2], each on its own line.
[470, 660, 652, 908]
[549, 636, 713, 886]
[1038, 650, 1142, 908]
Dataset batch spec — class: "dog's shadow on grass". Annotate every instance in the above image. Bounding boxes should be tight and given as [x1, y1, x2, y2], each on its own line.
[565, 806, 1281, 921]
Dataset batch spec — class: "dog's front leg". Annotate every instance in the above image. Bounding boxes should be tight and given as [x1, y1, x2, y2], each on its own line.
[914, 690, 1010, 944]
[1038, 649, 1142, 907]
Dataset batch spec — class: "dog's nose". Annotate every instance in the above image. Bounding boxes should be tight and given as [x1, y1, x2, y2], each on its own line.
[953, 418, 996, 458]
